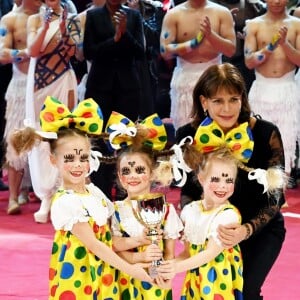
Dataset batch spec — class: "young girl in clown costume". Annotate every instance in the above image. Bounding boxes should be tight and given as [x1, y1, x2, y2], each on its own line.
[8, 96, 153, 299]
[105, 111, 184, 300]
[158, 116, 287, 300]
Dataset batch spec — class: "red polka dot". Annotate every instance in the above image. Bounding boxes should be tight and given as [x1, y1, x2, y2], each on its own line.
[59, 290, 76, 300]
[120, 277, 128, 285]
[50, 285, 58, 297]
[66, 240, 71, 249]
[57, 106, 65, 114]
[202, 146, 216, 153]
[214, 294, 225, 300]
[231, 143, 241, 151]
[49, 268, 56, 280]
[84, 285, 93, 295]
[44, 112, 55, 122]
[147, 128, 158, 138]
[93, 223, 99, 233]
[82, 112, 92, 118]
[102, 274, 113, 286]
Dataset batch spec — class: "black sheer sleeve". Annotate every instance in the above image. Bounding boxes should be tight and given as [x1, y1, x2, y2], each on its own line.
[249, 126, 285, 234]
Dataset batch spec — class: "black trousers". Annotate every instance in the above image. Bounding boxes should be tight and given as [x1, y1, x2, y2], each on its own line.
[240, 215, 286, 300]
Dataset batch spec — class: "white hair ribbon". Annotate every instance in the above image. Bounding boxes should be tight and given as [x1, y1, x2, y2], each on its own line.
[170, 136, 193, 187]
[24, 118, 57, 139]
[87, 150, 103, 176]
[108, 123, 137, 150]
[248, 168, 268, 193]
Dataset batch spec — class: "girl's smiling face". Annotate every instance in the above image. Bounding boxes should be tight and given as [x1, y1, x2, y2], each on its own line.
[118, 152, 152, 198]
[198, 159, 236, 210]
[51, 135, 90, 192]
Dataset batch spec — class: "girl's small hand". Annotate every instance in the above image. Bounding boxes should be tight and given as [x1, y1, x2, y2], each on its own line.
[143, 244, 163, 262]
[132, 263, 153, 283]
[157, 260, 176, 280]
[155, 275, 173, 290]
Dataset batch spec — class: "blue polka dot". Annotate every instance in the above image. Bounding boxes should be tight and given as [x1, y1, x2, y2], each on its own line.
[121, 117, 130, 125]
[234, 132, 242, 139]
[152, 116, 162, 126]
[242, 149, 253, 159]
[60, 262, 74, 279]
[201, 117, 213, 126]
[141, 281, 152, 290]
[207, 267, 217, 283]
[203, 286, 211, 295]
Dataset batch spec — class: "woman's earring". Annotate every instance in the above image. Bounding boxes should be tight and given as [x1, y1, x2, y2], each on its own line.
[204, 110, 207, 117]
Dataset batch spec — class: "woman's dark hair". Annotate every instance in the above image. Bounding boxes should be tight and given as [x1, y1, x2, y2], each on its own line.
[191, 63, 251, 128]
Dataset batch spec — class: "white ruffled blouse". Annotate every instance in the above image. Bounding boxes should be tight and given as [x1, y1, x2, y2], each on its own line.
[51, 183, 114, 231]
[180, 200, 240, 246]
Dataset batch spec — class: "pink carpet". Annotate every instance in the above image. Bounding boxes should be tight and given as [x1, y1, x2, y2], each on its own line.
[0, 186, 299, 299]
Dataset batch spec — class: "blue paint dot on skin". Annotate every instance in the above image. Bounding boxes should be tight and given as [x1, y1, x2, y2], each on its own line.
[160, 45, 165, 53]
[258, 54, 264, 61]
[0, 27, 7, 36]
[11, 49, 19, 57]
[163, 31, 169, 39]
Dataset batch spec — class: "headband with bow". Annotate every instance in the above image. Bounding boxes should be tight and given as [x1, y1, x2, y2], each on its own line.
[105, 111, 168, 151]
[40, 96, 104, 135]
[193, 117, 254, 163]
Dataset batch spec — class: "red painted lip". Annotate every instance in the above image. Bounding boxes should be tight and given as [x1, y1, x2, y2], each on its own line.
[128, 181, 140, 186]
[214, 191, 226, 198]
[70, 171, 83, 177]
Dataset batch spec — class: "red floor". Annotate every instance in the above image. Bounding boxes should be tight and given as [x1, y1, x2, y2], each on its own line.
[0, 185, 299, 299]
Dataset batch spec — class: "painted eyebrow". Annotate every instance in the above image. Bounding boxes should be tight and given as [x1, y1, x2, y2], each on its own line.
[211, 176, 220, 182]
[64, 154, 75, 159]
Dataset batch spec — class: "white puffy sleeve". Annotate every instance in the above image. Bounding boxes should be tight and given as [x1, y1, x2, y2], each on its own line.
[51, 194, 89, 231]
[163, 204, 184, 239]
[86, 183, 115, 218]
[208, 208, 240, 246]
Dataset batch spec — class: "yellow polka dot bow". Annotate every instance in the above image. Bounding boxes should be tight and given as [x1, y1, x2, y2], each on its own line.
[40, 96, 104, 135]
[105, 111, 168, 150]
[194, 117, 254, 163]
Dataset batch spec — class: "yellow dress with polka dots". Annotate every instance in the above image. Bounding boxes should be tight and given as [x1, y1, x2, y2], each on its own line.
[49, 184, 120, 300]
[111, 200, 184, 300]
[180, 201, 243, 300]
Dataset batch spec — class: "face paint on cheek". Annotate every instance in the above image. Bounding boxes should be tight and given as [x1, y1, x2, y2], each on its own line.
[208, 181, 219, 190]
[141, 174, 149, 181]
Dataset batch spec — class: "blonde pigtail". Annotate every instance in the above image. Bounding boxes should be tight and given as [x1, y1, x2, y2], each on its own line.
[8, 127, 43, 156]
[153, 160, 174, 187]
[238, 162, 287, 195]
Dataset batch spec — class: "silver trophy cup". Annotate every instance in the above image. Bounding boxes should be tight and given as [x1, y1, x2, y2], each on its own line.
[131, 193, 166, 278]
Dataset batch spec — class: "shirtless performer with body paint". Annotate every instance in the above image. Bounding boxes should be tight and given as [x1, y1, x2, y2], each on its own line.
[159, 0, 236, 130]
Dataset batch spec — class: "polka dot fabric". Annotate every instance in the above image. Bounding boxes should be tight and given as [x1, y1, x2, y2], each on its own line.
[113, 203, 173, 300]
[105, 111, 137, 149]
[40, 96, 104, 135]
[180, 205, 243, 300]
[140, 113, 167, 151]
[49, 190, 119, 300]
[105, 111, 168, 151]
[194, 117, 254, 163]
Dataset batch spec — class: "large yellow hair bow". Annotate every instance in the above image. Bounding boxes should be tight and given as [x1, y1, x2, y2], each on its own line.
[105, 111, 167, 150]
[40, 96, 104, 135]
[194, 117, 254, 163]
